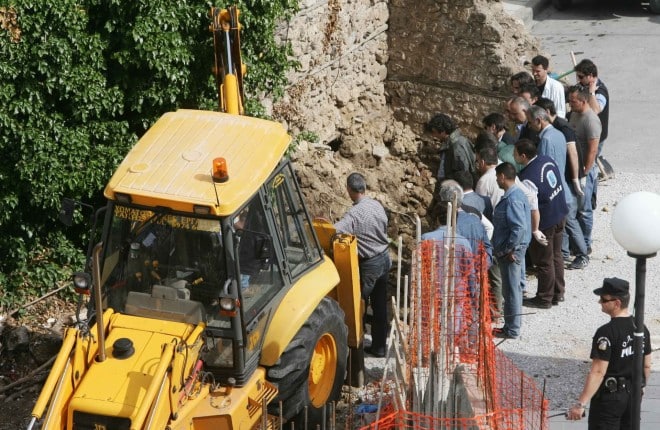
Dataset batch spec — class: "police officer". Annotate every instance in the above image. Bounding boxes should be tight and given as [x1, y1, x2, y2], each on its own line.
[567, 278, 652, 429]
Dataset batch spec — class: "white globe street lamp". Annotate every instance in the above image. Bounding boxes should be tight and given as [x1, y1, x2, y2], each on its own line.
[612, 191, 660, 255]
[611, 191, 660, 430]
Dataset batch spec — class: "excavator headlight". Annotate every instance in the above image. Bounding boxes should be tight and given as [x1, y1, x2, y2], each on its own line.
[219, 297, 235, 311]
[73, 272, 92, 295]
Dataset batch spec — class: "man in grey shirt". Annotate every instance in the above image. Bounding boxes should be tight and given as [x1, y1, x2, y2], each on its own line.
[568, 85, 601, 255]
[335, 172, 390, 357]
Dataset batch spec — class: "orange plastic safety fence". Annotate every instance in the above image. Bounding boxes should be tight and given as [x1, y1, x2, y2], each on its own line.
[360, 407, 542, 430]
[407, 239, 484, 375]
[359, 238, 548, 430]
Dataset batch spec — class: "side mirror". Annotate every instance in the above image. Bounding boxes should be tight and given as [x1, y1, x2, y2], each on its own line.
[60, 198, 76, 226]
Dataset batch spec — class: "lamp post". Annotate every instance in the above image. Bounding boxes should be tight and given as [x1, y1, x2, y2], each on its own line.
[611, 191, 660, 430]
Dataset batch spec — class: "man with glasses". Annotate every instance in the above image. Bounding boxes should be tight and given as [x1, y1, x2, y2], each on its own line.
[567, 278, 652, 429]
[574, 59, 609, 156]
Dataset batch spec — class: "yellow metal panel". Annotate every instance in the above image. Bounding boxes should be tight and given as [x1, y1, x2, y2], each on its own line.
[132, 342, 175, 429]
[312, 217, 336, 256]
[105, 110, 291, 216]
[68, 316, 194, 421]
[259, 257, 340, 366]
[332, 234, 363, 348]
[109, 312, 195, 337]
[312, 219, 363, 347]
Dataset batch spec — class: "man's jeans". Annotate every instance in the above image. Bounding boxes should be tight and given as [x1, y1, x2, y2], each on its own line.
[498, 246, 527, 337]
[578, 164, 599, 249]
[359, 251, 391, 350]
[563, 186, 588, 259]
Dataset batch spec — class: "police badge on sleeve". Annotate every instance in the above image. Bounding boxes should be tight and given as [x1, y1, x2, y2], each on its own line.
[597, 336, 611, 351]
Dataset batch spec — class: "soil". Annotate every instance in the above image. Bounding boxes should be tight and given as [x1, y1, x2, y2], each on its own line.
[0, 297, 78, 430]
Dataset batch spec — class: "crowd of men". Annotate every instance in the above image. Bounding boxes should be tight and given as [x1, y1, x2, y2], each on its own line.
[334, 55, 652, 429]
[425, 55, 609, 340]
[421, 56, 654, 429]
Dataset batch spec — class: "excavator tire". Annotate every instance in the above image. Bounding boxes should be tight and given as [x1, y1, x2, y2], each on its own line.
[266, 297, 348, 427]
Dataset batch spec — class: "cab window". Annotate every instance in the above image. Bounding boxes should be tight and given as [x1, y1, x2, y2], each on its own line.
[267, 163, 322, 279]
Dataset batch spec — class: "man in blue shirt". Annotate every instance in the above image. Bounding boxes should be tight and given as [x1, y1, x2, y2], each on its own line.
[422, 188, 478, 343]
[491, 162, 531, 339]
[421, 204, 476, 296]
[435, 180, 493, 269]
[516, 139, 569, 309]
[535, 98, 589, 270]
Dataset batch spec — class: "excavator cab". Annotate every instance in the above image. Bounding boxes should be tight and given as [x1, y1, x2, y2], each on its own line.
[94, 157, 327, 386]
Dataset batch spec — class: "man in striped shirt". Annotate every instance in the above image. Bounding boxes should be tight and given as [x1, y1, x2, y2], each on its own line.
[335, 172, 391, 357]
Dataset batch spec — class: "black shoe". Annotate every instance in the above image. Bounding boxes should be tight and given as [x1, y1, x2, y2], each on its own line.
[523, 297, 552, 309]
[552, 295, 565, 306]
[492, 327, 518, 340]
[568, 256, 589, 270]
[364, 346, 386, 358]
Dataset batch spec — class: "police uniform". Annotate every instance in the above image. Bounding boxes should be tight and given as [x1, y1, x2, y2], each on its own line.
[587, 278, 652, 430]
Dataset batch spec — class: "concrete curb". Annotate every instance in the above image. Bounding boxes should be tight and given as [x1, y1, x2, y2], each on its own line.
[502, 0, 552, 28]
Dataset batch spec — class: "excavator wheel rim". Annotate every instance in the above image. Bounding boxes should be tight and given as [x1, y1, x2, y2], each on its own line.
[308, 332, 337, 407]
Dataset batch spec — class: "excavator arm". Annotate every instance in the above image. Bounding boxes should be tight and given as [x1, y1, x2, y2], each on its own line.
[209, 6, 245, 115]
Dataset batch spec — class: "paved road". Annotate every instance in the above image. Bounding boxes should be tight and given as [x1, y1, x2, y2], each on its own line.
[529, 3, 660, 428]
[531, 0, 660, 175]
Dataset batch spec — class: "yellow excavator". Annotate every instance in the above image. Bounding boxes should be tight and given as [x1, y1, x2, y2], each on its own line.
[31, 5, 364, 429]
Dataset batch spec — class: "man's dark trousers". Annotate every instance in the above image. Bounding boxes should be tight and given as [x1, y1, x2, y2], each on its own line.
[589, 389, 632, 430]
[529, 219, 566, 305]
[359, 251, 391, 351]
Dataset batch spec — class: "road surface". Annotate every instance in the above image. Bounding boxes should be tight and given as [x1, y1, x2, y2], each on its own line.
[531, 1, 660, 175]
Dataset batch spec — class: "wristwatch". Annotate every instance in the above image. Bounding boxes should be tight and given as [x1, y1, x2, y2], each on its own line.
[574, 401, 587, 409]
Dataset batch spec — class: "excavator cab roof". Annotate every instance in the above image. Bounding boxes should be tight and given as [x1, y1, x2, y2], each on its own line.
[104, 109, 290, 216]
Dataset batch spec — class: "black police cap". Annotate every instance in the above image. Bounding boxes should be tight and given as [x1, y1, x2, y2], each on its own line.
[593, 277, 630, 297]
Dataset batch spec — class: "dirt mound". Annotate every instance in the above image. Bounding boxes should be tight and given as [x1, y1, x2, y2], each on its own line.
[0, 297, 76, 429]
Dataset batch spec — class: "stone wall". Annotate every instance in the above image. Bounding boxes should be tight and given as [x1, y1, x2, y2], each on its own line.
[273, 0, 390, 146]
[387, 0, 540, 136]
[271, 0, 540, 245]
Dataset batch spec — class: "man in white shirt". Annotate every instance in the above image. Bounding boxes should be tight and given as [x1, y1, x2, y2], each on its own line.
[531, 55, 566, 119]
